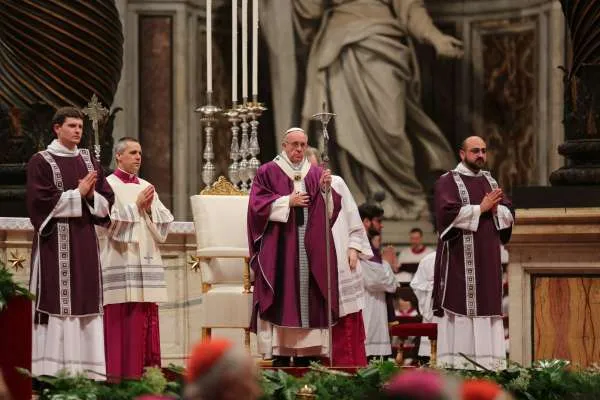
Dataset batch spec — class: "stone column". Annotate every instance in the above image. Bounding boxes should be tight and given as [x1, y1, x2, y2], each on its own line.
[548, 0, 600, 185]
[115, 0, 233, 219]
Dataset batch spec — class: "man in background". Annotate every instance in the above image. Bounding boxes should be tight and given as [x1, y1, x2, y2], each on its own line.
[359, 203, 397, 359]
[396, 228, 434, 284]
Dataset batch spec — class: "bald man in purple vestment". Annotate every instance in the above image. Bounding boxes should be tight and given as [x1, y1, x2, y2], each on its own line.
[432, 136, 514, 370]
[248, 128, 342, 367]
[26, 107, 114, 379]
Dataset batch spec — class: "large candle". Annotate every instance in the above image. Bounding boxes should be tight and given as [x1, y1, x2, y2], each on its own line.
[232, 0, 238, 103]
[242, 0, 248, 100]
[251, 0, 258, 97]
[206, 0, 212, 93]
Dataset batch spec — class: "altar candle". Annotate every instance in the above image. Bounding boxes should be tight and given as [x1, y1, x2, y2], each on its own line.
[232, 0, 238, 103]
[242, 0, 248, 100]
[251, 0, 258, 97]
[206, 0, 212, 93]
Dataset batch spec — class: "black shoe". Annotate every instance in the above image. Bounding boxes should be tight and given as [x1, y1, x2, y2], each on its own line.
[272, 356, 291, 367]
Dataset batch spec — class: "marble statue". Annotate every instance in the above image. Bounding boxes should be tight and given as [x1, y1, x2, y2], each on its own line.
[263, 0, 464, 219]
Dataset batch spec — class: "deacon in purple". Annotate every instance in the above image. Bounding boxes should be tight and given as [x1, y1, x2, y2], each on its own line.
[248, 127, 341, 367]
[432, 136, 514, 370]
[26, 107, 114, 378]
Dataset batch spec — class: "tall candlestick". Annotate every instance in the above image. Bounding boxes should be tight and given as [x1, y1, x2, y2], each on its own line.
[242, 0, 248, 101]
[206, 0, 212, 94]
[232, 0, 238, 103]
[252, 0, 258, 97]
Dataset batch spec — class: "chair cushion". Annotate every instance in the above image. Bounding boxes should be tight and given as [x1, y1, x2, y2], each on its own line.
[198, 258, 253, 285]
[389, 323, 437, 339]
[197, 247, 249, 258]
[201, 284, 252, 327]
[190, 195, 249, 250]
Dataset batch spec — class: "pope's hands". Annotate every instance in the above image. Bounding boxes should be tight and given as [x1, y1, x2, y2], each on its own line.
[319, 169, 332, 192]
[289, 191, 310, 207]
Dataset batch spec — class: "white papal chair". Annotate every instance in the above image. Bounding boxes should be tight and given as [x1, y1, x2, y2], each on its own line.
[189, 176, 252, 349]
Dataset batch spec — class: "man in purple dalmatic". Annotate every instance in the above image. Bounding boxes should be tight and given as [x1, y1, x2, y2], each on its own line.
[26, 107, 114, 378]
[248, 127, 341, 367]
[432, 136, 514, 370]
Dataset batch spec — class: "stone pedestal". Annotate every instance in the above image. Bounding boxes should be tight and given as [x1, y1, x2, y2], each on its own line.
[508, 207, 600, 366]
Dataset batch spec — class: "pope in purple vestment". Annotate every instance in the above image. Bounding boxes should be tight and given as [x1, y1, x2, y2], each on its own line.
[248, 160, 342, 329]
[247, 129, 342, 357]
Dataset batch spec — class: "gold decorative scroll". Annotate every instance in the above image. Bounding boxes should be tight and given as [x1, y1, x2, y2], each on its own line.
[200, 176, 246, 196]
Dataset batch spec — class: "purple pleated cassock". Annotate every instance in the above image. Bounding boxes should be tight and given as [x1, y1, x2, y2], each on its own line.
[247, 161, 341, 331]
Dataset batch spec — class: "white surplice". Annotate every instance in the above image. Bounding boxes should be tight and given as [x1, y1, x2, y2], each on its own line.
[331, 176, 373, 317]
[99, 175, 173, 305]
[362, 259, 397, 356]
[396, 246, 434, 283]
[409, 252, 437, 357]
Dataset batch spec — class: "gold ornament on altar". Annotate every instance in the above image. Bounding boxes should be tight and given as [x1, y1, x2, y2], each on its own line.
[188, 255, 201, 272]
[8, 251, 26, 271]
[296, 384, 317, 399]
[200, 176, 246, 196]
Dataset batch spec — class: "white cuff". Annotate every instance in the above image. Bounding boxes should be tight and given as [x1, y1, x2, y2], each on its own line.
[108, 203, 140, 243]
[85, 191, 110, 218]
[269, 196, 290, 222]
[39, 189, 83, 233]
[145, 202, 173, 243]
[440, 205, 481, 239]
[53, 189, 83, 218]
[494, 205, 514, 230]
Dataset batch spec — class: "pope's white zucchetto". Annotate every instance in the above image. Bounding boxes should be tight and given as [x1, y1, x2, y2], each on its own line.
[285, 127, 305, 135]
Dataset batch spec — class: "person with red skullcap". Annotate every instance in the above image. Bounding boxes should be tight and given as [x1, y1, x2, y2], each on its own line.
[461, 379, 514, 400]
[183, 338, 261, 400]
[381, 369, 461, 400]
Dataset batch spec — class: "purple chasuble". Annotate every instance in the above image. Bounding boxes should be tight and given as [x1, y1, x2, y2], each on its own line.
[248, 161, 342, 331]
[432, 171, 513, 317]
[27, 151, 114, 317]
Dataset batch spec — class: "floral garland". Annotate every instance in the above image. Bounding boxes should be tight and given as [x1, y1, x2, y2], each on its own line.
[31, 359, 600, 400]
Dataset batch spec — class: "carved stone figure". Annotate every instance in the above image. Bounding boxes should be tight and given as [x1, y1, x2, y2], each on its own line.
[294, 0, 464, 219]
